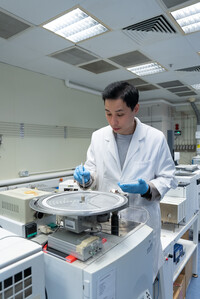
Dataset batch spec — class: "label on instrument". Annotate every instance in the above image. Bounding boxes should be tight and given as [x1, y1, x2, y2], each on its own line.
[65, 219, 75, 229]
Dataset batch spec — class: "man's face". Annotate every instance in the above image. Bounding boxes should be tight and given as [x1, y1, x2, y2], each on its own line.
[104, 98, 139, 135]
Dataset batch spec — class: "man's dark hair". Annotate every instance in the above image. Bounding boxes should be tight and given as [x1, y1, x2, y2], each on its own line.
[102, 81, 139, 111]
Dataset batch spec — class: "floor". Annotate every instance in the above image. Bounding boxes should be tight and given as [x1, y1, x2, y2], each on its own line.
[186, 242, 200, 299]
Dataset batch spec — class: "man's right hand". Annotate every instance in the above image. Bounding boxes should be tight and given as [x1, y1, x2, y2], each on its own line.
[74, 165, 90, 185]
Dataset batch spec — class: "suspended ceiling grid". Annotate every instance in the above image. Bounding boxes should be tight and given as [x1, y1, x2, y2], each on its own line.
[0, 0, 199, 103]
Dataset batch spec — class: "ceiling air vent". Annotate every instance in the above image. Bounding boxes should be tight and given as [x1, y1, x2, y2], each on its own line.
[176, 65, 200, 72]
[123, 79, 159, 92]
[50, 47, 98, 66]
[108, 51, 150, 67]
[167, 86, 191, 93]
[123, 15, 176, 34]
[157, 80, 184, 88]
[0, 11, 30, 39]
[125, 78, 149, 86]
[79, 60, 118, 74]
[176, 91, 197, 97]
[137, 84, 159, 92]
[161, 0, 191, 9]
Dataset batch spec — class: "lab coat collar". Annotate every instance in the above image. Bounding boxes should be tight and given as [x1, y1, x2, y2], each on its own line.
[133, 117, 146, 141]
[104, 117, 146, 172]
[104, 117, 145, 141]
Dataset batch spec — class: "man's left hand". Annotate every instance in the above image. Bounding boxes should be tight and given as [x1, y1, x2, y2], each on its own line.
[118, 178, 149, 195]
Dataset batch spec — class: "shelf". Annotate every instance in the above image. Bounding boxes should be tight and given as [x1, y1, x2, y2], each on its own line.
[161, 212, 199, 253]
[160, 204, 199, 298]
[173, 239, 197, 282]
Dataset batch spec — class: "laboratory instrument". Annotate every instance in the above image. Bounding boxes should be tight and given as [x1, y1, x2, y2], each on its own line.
[0, 187, 55, 238]
[0, 227, 45, 299]
[59, 179, 80, 192]
[30, 190, 154, 299]
[161, 165, 200, 226]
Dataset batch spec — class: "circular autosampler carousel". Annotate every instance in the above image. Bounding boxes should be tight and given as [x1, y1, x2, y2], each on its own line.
[30, 190, 128, 217]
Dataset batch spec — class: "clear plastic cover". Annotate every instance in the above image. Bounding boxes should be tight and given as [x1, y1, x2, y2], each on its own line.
[99, 206, 149, 236]
[119, 206, 149, 224]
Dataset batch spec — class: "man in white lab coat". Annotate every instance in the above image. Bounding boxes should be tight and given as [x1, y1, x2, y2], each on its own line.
[74, 81, 177, 280]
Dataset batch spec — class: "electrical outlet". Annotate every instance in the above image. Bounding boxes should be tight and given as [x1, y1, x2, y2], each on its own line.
[19, 170, 29, 177]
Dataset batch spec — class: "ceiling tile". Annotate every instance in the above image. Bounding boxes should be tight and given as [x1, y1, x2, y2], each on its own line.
[0, 0, 78, 25]
[81, 31, 138, 58]
[0, 42, 43, 66]
[83, 0, 163, 29]
[144, 35, 199, 71]
[186, 31, 200, 52]
[5, 27, 73, 55]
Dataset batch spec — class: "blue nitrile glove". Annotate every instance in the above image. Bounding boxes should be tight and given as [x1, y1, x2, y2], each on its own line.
[118, 179, 149, 195]
[74, 165, 90, 185]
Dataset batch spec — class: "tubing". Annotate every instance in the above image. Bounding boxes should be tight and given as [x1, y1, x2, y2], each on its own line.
[190, 102, 200, 125]
[0, 170, 74, 187]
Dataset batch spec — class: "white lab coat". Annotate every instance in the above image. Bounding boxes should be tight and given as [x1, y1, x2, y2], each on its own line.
[85, 117, 177, 280]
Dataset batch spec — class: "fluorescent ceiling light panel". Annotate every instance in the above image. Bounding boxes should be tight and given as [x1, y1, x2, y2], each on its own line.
[43, 8, 108, 43]
[171, 2, 200, 34]
[191, 83, 200, 90]
[127, 62, 166, 76]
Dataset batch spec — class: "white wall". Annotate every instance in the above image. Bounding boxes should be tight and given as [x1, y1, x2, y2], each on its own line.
[0, 62, 107, 179]
[138, 100, 200, 165]
[1, 62, 199, 179]
[137, 101, 173, 138]
[173, 104, 199, 164]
